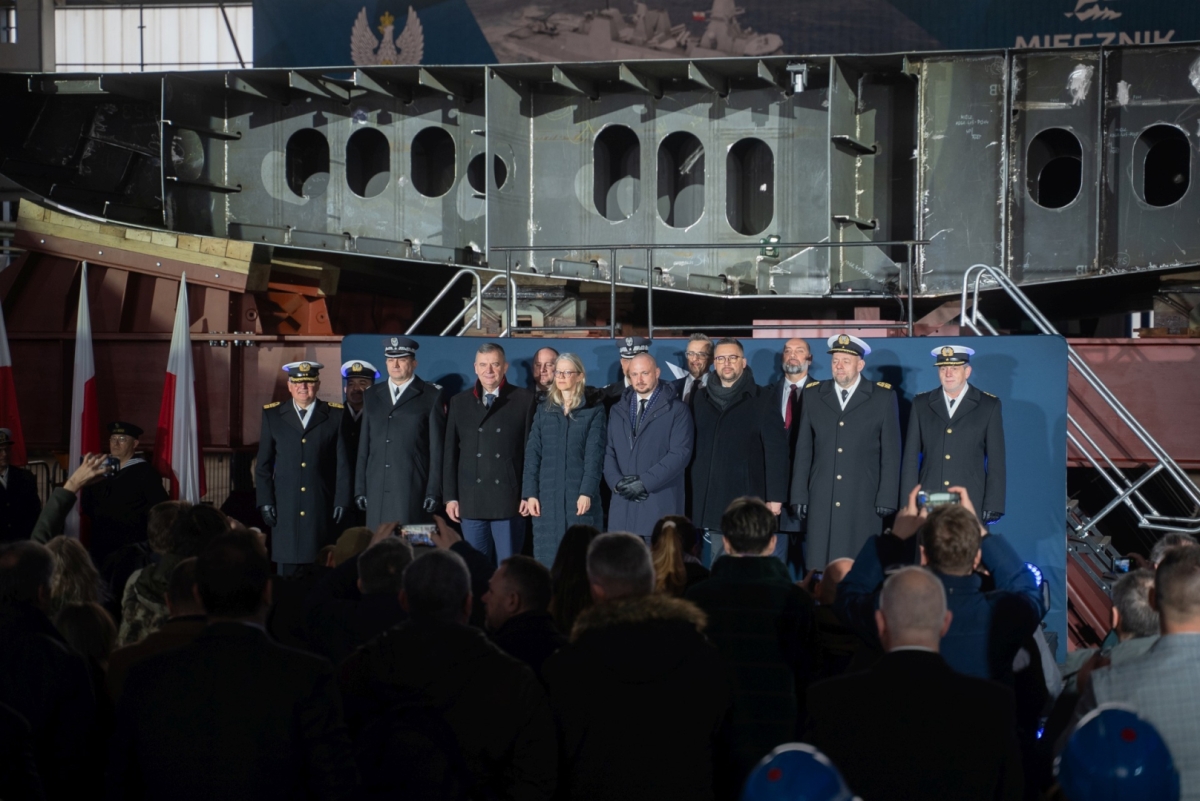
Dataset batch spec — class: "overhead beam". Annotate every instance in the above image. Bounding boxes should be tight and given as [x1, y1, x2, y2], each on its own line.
[551, 66, 598, 100]
[287, 71, 332, 99]
[353, 68, 413, 103]
[618, 64, 661, 99]
[756, 60, 789, 92]
[419, 68, 471, 100]
[687, 61, 728, 97]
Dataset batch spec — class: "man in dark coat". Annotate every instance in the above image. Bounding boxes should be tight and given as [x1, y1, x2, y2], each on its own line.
[668, 332, 713, 406]
[531, 346, 559, 405]
[483, 555, 566, 681]
[355, 336, 447, 529]
[806, 565, 1023, 801]
[542, 533, 734, 801]
[686, 497, 817, 782]
[901, 344, 1007, 524]
[604, 353, 693, 543]
[82, 421, 168, 568]
[0, 541, 97, 801]
[444, 342, 536, 564]
[0, 427, 41, 542]
[339, 549, 556, 801]
[255, 361, 350, 574]
[791, 334, 902, 567]
[768, 338, 814, 574]
[337, 359, 378, 531]
[108, 531, 357, 800]
[690, 338, 789, 562]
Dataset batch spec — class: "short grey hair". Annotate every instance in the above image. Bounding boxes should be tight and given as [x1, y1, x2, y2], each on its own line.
[358, 537, 414, 596]
[687, 333, 713, 350]
[1112, 568, 1159, 639]
[879, 566, 947, 638]
[402, 549, 471, 623]
[1151, 533, 1198, 566]
[586, 532, 654, 600]
[476, 342, 506, 360]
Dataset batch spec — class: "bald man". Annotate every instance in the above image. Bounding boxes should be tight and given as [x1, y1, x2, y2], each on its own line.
[770, 338, 814, 575]
[805, 566, 1022, 800]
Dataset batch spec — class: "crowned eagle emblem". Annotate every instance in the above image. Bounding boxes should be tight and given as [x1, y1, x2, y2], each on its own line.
[941, 346, 955, 358]
[299, 362, 311, 372]
[351, 7, 424, 66]
[837, 335, 850, 346]
[352, 362, 363, 371]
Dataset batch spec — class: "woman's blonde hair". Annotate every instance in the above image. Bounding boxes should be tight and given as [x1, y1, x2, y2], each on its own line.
[546, 353, 587, 414]
[45, 536, 104, 613]
[651, 516, 690, 597]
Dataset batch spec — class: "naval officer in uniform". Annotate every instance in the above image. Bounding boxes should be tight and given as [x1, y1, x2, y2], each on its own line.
[354, 336, 447, 529]
[791, 334, 902, 567]
[337, 360, 378, 530]
[255, 361, 350, 574]
[900, 345, 1006, 524]
[600, 336, 651, 411]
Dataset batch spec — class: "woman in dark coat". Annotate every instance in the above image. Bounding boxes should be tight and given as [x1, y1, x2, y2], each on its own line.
[522, 354, 607, 565]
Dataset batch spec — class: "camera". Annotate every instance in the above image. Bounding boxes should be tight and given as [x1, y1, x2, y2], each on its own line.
[103, 455, 120, 477]
[1114, 557, 1132, 573]
[400, 524, 436, 548]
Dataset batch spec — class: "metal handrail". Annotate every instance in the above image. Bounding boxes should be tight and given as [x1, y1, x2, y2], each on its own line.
[960, 263, 1200, 538]
[406, 269, 482, 336]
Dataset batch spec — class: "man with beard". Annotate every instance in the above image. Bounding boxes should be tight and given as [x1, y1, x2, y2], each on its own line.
[690, 338, 789, 563]
[768, 338, 813, 574]
[669, 333, 713, 407]
[791, 334, 901, 567]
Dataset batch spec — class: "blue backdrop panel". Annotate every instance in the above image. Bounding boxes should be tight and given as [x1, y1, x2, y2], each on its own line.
[343, 333, 1069, 656]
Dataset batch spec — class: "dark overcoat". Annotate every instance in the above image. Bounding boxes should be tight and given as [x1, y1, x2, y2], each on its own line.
[521, 393, 606, 563]
[791, 379, 901, 566]
[255, 400, 350, 563]
[900, 384, 1006, 516]
[689, 370, 790, 531]
[443, 381, 536, 520]
[0, 466, 41, 542]
[339, 407, 364, 488]
[769, 377, 810, 535]
[603, 382, 694, 539]
[81, 459, 169, 567]
[355, 377, 447, 529]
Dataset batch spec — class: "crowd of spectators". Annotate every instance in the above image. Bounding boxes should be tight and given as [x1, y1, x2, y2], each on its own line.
[0, 453, 1194, 800]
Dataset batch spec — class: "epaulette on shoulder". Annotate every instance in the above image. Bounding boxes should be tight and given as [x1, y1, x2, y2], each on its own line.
[877, 381, 893, 390]
[263, 401, 281, 409]
[806, 380, 820, 389]
[982, 390, 997, 398]
[327, 402, 344, 409]
[428, 382, 442, 390]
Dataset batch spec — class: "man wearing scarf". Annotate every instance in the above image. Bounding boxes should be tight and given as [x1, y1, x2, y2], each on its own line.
[690, 338, 790, 563]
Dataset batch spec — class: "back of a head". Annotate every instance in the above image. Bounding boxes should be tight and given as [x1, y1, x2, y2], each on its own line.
[0, 541, 54, 605]
[147, 501, 187, 554]
[879, 566, 948, 647]
[502, 555, 553, 613]
[333, 526, 374, 566]
[816, 559, 854, 607]
[550, 524, 602, 631]
[195, 531, 270, 619]
[741, 744, 856, 801]
[1057, 705, 1179, 801]
[587, 532, 654, 601]
[721, 497, 776, 555]
[166, 557, 202, 612]
[54, 601, 117, 667]
[1111, 568, 1158, 639]
[1154, 546, 1200, 627]
[922, 505, 981, 574]
[358, 538, 415, 596]
[46, 535, 102, 607]
[403, 550, 470, 623]
[170, 504, 231, 557]
[1151, 532, 1199, 567]
[650, 517, 687, 597]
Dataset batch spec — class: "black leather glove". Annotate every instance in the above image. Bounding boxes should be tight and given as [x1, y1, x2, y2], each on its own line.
[422, 495, 438, 514]
[355, 495, 368, 511]
[615, 476, 636, 494]
[259, 505, 277, 528]
[795, 504, 807, 518]
[622, 478, 648, 502]
[982, 510, 1003, 525]
[876, 507, 896, 518]
[332, 506, 344, 524]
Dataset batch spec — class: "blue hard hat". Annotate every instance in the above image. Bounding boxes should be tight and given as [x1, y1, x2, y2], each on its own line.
[742, 744, 858, 801]
[1057, 705, 1180, 801]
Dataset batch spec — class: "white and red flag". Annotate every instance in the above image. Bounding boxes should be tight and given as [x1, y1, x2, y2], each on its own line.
[154, 274, 206, 502]
[66, 263, 100, 540]
[0, 300, 27, 465]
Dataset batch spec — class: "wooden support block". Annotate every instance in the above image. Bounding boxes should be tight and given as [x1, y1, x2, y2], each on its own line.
[125, 229, 153, 243]
[177, 235, 202, 252]
[225, 240, 254, 262]
[99, 224, 126, 238]
[150, 231, 178, 248]
[199, 238, 227, 256]
[17, 202, 44, 221]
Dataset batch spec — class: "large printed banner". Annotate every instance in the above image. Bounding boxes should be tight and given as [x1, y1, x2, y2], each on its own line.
[255, 0, 1200, 68]
[342, 333, 1070, 656]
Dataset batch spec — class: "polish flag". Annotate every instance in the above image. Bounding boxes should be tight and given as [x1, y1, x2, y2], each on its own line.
[66, 263, 100, 540]
[154, 274, 205, 502]
[0, 301, 27, 465]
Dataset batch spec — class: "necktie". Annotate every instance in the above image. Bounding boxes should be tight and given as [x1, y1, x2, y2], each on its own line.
[785, 384, 799, 429]
[841, 388, 849, 406]
[636, 398, 647, 431]
[392, 385, 401, 404]
[485, 393, 495, 409]
[948, 398, 955, 409]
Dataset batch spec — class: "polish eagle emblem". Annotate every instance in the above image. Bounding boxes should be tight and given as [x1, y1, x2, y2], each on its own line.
[350, 7, 424, 66]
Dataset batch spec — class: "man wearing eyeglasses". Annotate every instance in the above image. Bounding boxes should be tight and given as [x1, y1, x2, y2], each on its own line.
[82, 421, 169, 568]
[354, 336, 447, 530]
[669, 333, 713, 407]
[690, 338, 789, 563]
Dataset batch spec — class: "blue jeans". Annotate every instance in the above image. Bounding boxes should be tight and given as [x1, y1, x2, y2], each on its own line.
[461, 516, 526, 566]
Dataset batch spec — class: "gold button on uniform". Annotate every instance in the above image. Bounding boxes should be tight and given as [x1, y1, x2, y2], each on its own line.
[835, 502, 841, 507]
[300, 511, 305, 517]
[944, 481, 950, 486]
[838, 421, 844, 427]
[837, 475, 842, 480]
[837, 448, 843, 453]
[300, 487, 306, 492]
[945, 454, 951, 460]
[301, 462, 306, 467]
[946, 428, 952, 434]
[302, 438, 307, 443]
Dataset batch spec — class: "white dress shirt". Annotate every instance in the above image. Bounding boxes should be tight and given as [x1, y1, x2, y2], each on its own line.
[837, 375, 863, 410]
[943, 383, 969, 418]
[294, 400, 315, 429]
[0, 467, 8, 489]
[780, 374, 808, 420]
[389, 376, 415, 404]
[681, 372, 708, 402]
